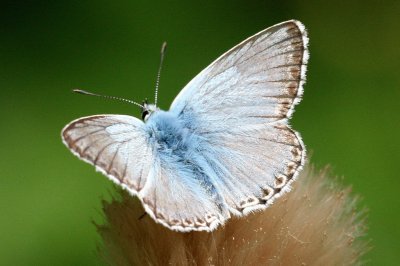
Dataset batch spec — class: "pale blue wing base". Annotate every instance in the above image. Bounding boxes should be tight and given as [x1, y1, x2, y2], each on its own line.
[141, 111, 230, 231]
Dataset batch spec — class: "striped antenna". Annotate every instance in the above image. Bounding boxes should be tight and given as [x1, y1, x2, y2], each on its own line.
[154, 42, 167, 107]
[73, 89, 144, 109]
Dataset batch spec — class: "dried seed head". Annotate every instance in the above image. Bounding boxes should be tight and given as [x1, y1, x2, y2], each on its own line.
[96, 164, 369, 265]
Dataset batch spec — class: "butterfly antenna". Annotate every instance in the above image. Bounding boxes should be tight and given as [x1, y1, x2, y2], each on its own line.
[73, 89, 144, 109]
[154, 41, 167, 107]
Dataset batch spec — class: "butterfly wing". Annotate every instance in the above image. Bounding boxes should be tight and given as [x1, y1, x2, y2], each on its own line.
[62, 115, 153, 194]
[62, 114, 229, 231]
[170, 20, 308, 215]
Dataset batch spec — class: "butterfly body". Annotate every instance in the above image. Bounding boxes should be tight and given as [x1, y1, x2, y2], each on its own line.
[62, 20, 308, 232]
[145, 110, 229, 220]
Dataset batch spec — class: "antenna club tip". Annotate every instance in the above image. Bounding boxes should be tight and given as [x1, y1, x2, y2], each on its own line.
[161, 42, 167, 53]
[73, 89, 91, 95]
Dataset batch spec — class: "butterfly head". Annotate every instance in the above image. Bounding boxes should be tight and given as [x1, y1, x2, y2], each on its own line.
[141, 99, 159, 121]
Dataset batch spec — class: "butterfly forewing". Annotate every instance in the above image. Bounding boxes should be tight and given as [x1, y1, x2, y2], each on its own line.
[62, 115, 153, 193]
[171, 20, 308, 129]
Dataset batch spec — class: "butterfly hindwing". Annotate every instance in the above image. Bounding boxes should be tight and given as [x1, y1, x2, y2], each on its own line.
[202, 122, 304, 215]
[140, 156, 230, 231]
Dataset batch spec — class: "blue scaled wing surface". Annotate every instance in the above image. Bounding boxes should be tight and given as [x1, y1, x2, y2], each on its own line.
[169, 20, 308, 223]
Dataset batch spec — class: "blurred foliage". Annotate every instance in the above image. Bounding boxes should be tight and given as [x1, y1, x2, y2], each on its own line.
[0, 0, 399, 265]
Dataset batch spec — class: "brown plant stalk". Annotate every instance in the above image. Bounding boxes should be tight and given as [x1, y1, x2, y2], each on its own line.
[96, 164, 368, 265]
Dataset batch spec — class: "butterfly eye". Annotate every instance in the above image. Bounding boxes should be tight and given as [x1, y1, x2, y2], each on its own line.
[141, 110, 149, 121]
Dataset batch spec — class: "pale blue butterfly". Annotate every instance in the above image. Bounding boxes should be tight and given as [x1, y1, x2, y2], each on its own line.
[62, 20, 308, 232]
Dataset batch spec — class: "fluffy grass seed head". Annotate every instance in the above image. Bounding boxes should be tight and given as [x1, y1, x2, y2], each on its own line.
[96, 164, 368, 265]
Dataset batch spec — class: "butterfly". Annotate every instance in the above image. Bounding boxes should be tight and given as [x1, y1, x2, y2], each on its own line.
[62, 20, 308, 232]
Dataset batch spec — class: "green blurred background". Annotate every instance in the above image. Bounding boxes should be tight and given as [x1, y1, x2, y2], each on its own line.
[1, 0, 399, 265]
